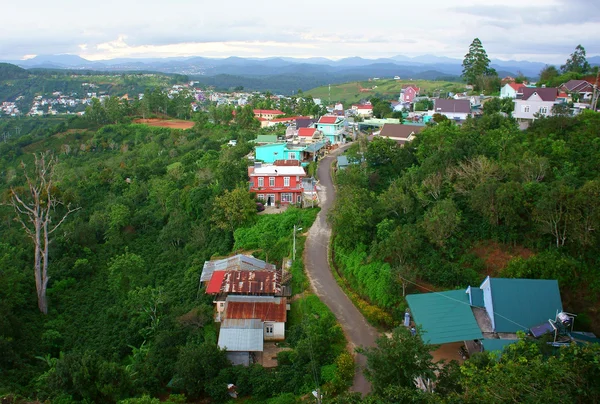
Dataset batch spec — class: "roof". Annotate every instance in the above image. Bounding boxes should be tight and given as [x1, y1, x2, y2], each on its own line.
[466, 286, 484, 307]
[251, 164, 306, 176]
[206, 270, 282, 295]
[353, 104, 373, 109]
[296, 118, 314, 128]
[201, 254, 275, 282]
[406, 290, 483, 344]
[254, 109, 284, 115]
[337, 155, 349, 168]
[298, 127, 317, 137]
[318, 116, 338, 124]
[561, 80, 593, 92]
[521, 87, 558, 102]
[434, 99, 471, 114]
[225, 298, 287, 322]
[379, 123, 425, 139]
[487, 278, 562, 333]
[255, 134, 279, 143]
[273, 159, 300, 166]
[482, 338, 518, 354]
[508, 82, 526, 91]
[218, 319, 264, 352]
[304, 142, 326, 153]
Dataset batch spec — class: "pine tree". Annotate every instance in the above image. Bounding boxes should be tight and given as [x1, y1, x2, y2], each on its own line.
[561, 44, 591, 74]
[462, 38, 496, 86]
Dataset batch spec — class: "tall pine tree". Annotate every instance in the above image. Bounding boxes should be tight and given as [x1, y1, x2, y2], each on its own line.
[462, 38, 496, 87]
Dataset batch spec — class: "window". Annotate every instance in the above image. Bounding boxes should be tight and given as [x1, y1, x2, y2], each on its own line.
[284, 177, 290, 187]
[288, 152, 295, 159]
[219, 302, 225, 308]
[257, 194, 264, 200]
[258, 177, 264, 187]
[522, 105, 530, 113]
[297, 195, 302, 203]
[281, 193, 293, 203]
[269, 177, 275, 187]
[265, 324, 274, 336]
[540, 106, 548, 114]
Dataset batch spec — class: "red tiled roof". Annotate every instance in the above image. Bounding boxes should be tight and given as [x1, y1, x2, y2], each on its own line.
[253, 109, 284, 115]
[353, 104, 373, 109]
[225, 299, 287, 322]
[558, 92, 568, 98]
[298, 128, 316, 137]
[318, 116, 337, 124]
[206, 270, 281, 294]
[270, 117, 296, 122]
[509, 83, 526, 91]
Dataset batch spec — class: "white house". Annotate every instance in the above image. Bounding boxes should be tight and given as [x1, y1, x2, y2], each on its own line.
[513, 88, 559, 121]
[432, 99, 472, 121]
[500, 83, 526, 99]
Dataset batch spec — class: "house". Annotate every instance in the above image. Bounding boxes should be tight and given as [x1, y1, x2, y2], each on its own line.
[379, 124, 425, 146]
[351, 104, 373, 117]
[513, 87, 559, 121]
[559, 80, 594, 101]
[406, 277, 568, 359]
[200, 255, 291, 366]
[400, 85, 420, 103]
[432, 99, 472, 121]
[297, 127, 322, 143]
[248, 160, 306, 206]
[254, 142, 326, 165]
[296, 117, 315, 129]
[500, 82, 526, 99]
[253, 109, 285, 120]
[316, 115, 345, 144]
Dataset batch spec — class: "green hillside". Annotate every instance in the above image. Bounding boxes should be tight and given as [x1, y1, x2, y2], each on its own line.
[305, 78, 467, 105]
[0, 63, 29, 80]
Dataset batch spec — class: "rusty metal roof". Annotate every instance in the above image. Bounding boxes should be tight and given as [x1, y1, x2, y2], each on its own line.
[206, 270, 282, 295]
[201, 254, 276, 282]
[225, 298, 287, 323]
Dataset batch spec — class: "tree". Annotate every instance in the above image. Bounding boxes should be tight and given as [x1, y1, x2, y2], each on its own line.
[357, 327, 436, 395]
[539, 65, 559, 85]
[561, 44, 591, 74]
[211, 188, 257, 231]
[8, 153, 79, 313]
[421, 199, 461, 247]
[462, 38, 497, 87]
[174, 342, 230, 399]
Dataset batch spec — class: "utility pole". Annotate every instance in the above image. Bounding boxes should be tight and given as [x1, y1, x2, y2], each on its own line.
[293, 224, 303, 261]
[590, 69, 600, 111]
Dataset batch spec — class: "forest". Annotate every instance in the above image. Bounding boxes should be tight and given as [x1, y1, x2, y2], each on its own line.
[0, 107, 351, 403]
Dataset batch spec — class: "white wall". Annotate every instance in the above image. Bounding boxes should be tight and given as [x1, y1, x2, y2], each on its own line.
[264, 322, 285, 341]
[480, 277, 496, 331]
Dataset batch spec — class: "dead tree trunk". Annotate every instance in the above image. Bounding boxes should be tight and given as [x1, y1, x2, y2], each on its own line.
[9, 153, 79, 314]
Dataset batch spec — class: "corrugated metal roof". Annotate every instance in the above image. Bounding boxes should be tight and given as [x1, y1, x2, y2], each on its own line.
[488, 278, 562, 333]
[221, 318, 263, 329]
[337, 155, 349, 168]
[467, 286, 484, 307]
[206, 270, 282, 295]
[406, 290, 483, 344]
[225, 298, 287, 322]
[227, 296, 282, 303]
[201, 254, 275, 282]
[218, 327, 264, 352]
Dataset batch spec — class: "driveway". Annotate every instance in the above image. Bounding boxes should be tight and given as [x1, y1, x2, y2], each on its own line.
[303, 146, 379, 395]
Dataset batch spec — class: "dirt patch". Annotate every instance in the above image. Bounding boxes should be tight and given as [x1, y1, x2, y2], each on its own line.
[471, 241, 534, 277]
[133, 118, 194, 130]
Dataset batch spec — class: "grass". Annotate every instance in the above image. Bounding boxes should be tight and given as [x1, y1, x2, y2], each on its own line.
[305, 78, 466, 105]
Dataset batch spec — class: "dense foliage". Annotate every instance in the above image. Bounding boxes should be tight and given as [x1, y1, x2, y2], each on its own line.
[332, 110, 600, 334]
[0, 116, 348, 402]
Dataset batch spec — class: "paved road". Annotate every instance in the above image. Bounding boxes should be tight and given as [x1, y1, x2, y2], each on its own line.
[303, 147, 379, 395]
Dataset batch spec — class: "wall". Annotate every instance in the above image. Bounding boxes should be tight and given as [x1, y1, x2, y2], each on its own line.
[513, 99, 555, 120]
[264, 321, 285, 341]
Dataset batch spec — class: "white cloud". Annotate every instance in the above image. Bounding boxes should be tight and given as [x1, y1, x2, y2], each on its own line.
[0, 0, 598, 63]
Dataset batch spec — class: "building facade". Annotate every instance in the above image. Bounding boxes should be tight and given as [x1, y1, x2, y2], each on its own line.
[248, 161, 306, 206]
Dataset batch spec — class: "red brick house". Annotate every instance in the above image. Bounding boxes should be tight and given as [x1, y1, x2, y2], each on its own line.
[248, 160, 306, 206]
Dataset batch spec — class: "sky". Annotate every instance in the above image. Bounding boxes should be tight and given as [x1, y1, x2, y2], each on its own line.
[1, 0, 599, 63]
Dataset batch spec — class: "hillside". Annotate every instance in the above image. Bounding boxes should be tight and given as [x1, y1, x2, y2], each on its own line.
[0, 63, 29, 80]
[305, 78, 466, 105]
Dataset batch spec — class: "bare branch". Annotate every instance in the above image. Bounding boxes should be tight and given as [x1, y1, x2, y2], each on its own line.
[48, 206, 81, 234]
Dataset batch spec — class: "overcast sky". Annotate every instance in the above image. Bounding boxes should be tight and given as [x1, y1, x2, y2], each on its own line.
[1, 0, 599, 63]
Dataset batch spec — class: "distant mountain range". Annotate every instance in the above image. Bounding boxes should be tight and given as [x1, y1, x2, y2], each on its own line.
[5, 53, 599, 80]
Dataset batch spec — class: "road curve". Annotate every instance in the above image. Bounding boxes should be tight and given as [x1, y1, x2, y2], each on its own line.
[303, 146, 379, 395]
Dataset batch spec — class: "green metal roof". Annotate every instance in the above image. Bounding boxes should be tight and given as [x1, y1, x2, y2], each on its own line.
[482, 338, 518, 355]
[467, 286, 484, 307]
[488, 278, 562, 333]
[406, 290, 483, 345]
[256, 134, 279, 143]
[337, 155, 349, 169]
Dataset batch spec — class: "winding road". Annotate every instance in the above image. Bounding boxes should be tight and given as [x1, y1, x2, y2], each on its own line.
[303, 147, 379, 395]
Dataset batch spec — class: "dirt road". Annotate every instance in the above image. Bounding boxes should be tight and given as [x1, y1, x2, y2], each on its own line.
[303, 147, 379, 395]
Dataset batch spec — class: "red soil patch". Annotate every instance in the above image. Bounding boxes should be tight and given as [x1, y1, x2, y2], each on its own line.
[471, 241, 534, 277]
[133, 118, 194, 130]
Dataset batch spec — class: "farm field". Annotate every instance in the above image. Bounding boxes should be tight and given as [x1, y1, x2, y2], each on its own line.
[133, 118, 195, 129]
[305, 79, 467, 105]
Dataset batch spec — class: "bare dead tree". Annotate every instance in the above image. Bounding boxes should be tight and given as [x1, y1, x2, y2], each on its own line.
[9, 153, 80, 314]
